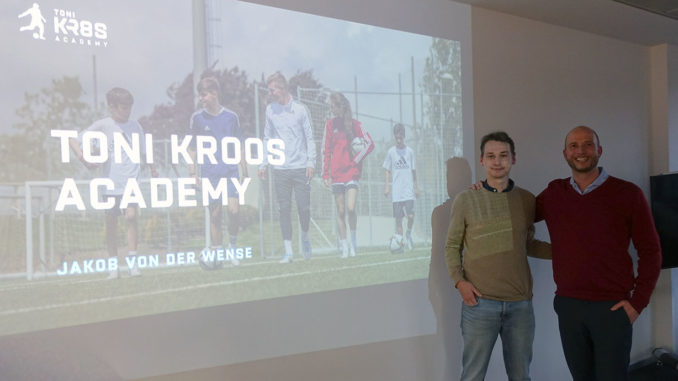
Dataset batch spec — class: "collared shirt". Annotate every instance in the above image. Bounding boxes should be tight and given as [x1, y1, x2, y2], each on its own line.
[569, 167, 609, 195]
[482, 178, 515, 193]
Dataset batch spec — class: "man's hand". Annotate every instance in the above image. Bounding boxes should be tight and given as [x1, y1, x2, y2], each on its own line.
[470, 181, 483, 190]
[611, 300, 638, 323]
[456, 279, 482, 306]
[384, 185, 390, 198]
[324, 178, 331, 188]
[306, 167, 315, 180]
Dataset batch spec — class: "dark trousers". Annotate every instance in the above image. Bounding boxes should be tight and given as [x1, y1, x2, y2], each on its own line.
[553, 295, 632, 381]
[273, 168, 310, 240]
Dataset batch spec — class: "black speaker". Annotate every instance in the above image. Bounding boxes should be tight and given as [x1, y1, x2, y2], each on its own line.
[629, 348, 678, 381]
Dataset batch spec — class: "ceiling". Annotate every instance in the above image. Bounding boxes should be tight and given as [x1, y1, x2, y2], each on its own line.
[451, 0, 678, 46]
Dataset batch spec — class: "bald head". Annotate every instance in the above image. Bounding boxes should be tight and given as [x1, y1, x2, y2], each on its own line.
[565, 126, 600, 149]
[563, 125, 603, 174]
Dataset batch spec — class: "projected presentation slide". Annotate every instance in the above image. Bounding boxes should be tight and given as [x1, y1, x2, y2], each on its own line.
[0, 0, 464, 337]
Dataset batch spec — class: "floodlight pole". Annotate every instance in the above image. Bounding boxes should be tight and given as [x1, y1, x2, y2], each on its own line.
[193, 0, 207, 104]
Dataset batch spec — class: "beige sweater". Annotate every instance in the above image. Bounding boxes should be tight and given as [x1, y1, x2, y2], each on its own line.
[445, 187, 551, 302]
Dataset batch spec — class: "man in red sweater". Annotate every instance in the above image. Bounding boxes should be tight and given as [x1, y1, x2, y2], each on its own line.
[536, 126, 662, 381]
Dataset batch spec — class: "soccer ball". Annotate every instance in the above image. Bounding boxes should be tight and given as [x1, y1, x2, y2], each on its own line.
[350, 136, 366, 155]
[198, 247, 223, 270]
[389, 235, 405, 254]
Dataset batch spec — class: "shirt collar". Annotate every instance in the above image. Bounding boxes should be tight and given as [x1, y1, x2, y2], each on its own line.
[482, 178, 514, 193]
[569, 167, 609, 195]
[203, 106, 224, 117]
[282, 96, 293, 110]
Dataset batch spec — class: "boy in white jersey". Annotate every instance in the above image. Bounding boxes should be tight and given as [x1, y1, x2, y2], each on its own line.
[69, 87, 157, 279]
[383, 123, 418, 251]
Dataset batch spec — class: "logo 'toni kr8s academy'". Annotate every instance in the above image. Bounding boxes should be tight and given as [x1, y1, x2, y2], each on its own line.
[18, 3, 109, 48]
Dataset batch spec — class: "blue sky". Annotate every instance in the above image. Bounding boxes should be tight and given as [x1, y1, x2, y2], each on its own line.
[216, 1, 440, 140]
[219, 1, 432, 91]
[1, 0, 192, 132]
[1, 0, 458, 143]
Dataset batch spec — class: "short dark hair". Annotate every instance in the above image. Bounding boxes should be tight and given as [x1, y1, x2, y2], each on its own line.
[393, 123, 406, 136]
[480, 131, 515, 157]
[266, 71, 288, 91]
[197, 77, 220, 95]
[106, 87, 133, 106]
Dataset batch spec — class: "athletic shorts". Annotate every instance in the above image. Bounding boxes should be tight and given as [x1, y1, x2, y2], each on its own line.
[392, 199, 414, 219]
[332, 180, 359, 194]
[206, 173, 239, 205]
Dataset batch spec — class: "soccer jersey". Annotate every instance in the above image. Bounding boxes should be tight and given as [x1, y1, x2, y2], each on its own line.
[383, 145, 416, 202]
[78, 117, 145, 196]
[189, 107, 241, 178]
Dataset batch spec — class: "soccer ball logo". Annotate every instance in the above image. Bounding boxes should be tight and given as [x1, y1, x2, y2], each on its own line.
[389, 234, 405, 254]
[350, 136, 366, 156]
[18, 3, 47, 40]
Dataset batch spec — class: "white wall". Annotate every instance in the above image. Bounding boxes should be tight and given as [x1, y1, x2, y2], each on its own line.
[669, 46, 678, 173]
[648, 43, 678, 354]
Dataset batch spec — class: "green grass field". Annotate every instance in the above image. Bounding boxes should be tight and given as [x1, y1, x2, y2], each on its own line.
[0, 246, 430, 336]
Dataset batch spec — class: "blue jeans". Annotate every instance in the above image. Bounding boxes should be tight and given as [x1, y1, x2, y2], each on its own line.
[460, 298, 534, 381]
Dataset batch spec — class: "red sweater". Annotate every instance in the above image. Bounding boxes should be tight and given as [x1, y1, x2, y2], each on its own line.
[322, 118, 374, 183]
[536, 176, 661, 313]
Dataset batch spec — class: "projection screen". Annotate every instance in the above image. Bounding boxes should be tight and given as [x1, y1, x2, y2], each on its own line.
[0, 0, 473, 378]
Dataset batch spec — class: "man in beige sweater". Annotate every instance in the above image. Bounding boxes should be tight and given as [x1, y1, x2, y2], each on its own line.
[445, 131, 550, 381]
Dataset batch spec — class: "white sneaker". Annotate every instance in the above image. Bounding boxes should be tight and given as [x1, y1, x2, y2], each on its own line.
[341, 246, 348, 259]
[228, 245, 241, 266]
[279, 254, 293, 264]
[349, 246, 356, 257]
[107, 269, 119, 279]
